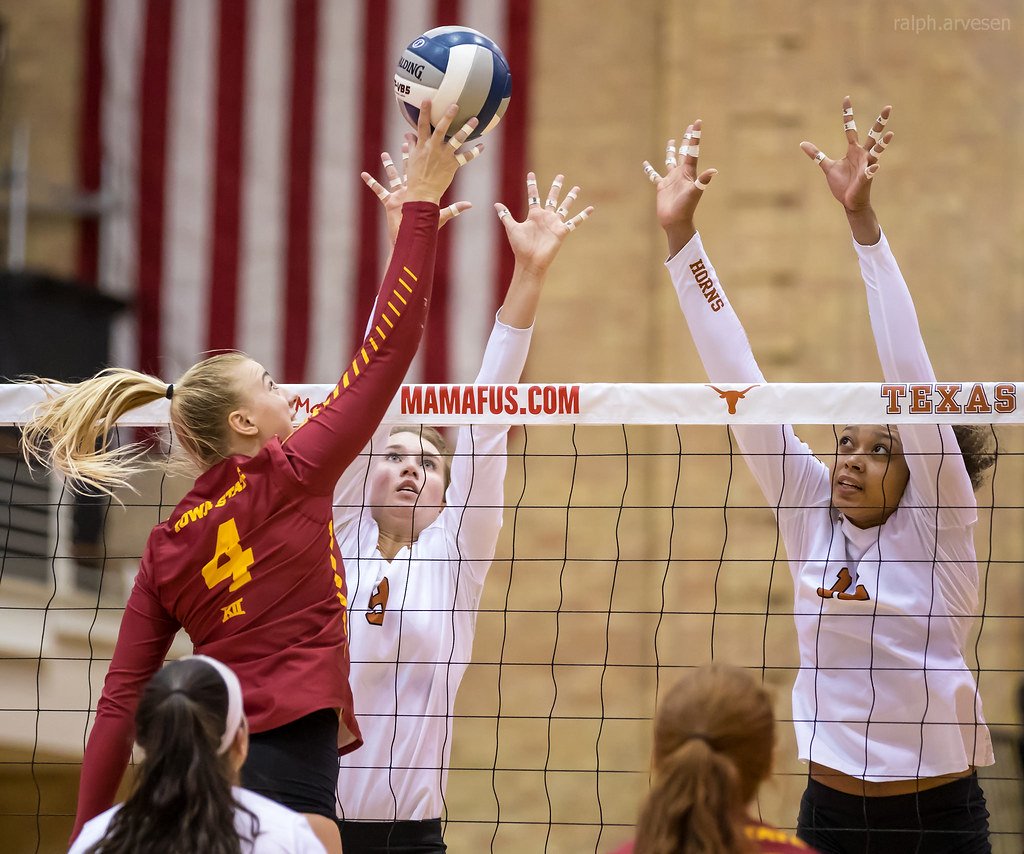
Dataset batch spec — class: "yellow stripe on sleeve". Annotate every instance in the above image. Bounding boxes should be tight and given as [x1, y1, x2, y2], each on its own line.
[382, 314, 394, 329]
[402, 266, 418, 281]
[369, 337, 379, 352]
[386, 301, 401, 316]
[393, 289, 407, 306]
[342, 372, 350, 388]
[351, 359, 360, 377]
[398, 278, 413, 293]
[375, 325, 386, 340]
[361, 347, 369, 365]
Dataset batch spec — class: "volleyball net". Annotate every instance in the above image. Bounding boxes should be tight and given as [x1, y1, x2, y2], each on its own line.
[1, 381, 1022, 853]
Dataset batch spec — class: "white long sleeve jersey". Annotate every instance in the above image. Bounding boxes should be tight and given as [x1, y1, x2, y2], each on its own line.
[333, 316, 531, 820]
[666, 230, 992, 781]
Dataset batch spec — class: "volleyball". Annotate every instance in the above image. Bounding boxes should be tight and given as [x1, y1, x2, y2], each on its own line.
[394, 26, 512, 141]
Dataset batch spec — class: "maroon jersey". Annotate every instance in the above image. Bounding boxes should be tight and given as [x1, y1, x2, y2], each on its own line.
[72, 202, 440, 839]
[609, 821, 815, 853]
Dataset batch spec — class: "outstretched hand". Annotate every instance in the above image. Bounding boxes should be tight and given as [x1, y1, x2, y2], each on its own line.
[361, 141, 475, 246]
[799, 97, 894, 213]
[642, 119, 718, 256]
[494, 172, 594, 276]
[403, 100, 485, 205]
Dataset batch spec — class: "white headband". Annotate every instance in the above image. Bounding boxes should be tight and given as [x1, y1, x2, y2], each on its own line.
[185, 655, 245, 755]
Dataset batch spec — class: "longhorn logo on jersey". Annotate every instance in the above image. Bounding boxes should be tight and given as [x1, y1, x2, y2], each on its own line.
[366, 577, 390, 626]
[816, 567, 870, 601]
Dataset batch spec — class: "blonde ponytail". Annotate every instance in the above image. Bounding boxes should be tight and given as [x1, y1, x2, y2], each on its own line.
[22, 369, 168, 497]
[22, 352, 253, 497]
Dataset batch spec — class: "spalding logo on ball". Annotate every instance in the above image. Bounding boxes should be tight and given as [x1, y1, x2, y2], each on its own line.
[394, 26, 512, 141]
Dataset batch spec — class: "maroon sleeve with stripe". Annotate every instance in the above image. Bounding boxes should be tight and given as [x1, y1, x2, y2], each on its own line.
[71, 552, 181, 841]
[281, 199, 439, 495]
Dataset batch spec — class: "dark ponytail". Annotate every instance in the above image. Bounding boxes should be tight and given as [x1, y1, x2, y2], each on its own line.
[634, 664, 773, 854]
[85, 659, 257, 854]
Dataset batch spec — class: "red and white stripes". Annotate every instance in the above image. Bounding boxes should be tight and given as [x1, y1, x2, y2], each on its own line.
[79, 0, 531, 385]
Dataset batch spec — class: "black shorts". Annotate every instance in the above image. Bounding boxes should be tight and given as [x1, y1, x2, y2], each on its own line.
[796, 773, 991, 854]
[241, 707, 339, 819]
[337, 819, 445, 854]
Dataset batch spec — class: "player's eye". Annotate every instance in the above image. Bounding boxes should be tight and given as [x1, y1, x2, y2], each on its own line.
[423, 458, 436, 470]
[873, 444, 890, 455]
[386, 452, 402, 462]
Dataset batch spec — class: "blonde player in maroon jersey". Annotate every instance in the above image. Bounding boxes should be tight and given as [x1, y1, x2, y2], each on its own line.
[23, 101, 482, 854]
[644, 101, 994, 853]
[331, 161, 593, 853]
[610, 664, 816, 854]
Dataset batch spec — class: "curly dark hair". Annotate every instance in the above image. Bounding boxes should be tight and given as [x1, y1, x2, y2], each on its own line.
[952, 425, 997, 491]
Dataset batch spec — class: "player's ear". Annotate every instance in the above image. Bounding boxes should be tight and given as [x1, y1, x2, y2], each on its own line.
[227, 408, 258, 437]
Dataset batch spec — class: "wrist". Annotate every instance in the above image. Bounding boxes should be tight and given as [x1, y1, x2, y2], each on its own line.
[663, 220, 696, 258]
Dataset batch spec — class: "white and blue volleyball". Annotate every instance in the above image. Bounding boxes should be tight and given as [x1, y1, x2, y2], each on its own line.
[395, 26, 511, 141]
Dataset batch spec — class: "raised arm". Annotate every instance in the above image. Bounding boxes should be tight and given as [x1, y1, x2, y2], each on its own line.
[646, 120, 828, 508]
[285, 103, 479, 495]
[444, 173, 594, 580]
[71, 554, 180, 841]
[801, 98, 975, 519]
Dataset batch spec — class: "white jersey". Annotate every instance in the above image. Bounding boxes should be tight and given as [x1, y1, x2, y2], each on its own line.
[666, 231, 992, 781]
[334, 316, 531, 820]
[69, 787, 326, 853]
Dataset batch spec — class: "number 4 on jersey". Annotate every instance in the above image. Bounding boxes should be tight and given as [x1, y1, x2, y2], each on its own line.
[202, 518, 255, 592]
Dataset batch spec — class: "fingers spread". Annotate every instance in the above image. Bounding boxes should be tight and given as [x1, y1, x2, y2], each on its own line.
[416, 99, 434, 142]
[842, 95, 858, 144]
[800, 140, 833, 171]
[564, 205, 594, 232]
[642, 160, 663, 184]
[693, 167, 718, 191]
[557, 186, 580, 219]
[867, 130, 894, 164]
[361, 171, 390, 201]
[431, 102, 461, 140]
[684, 119, 702, 163]
[455, 143, 484, 167]
[526, 171, 541, 207]
[439, 201, 472, 228]
[494, 202, 514, 231]
[381, 152, 402, 189]
[864, 105, 892, 150]
[545, 174, 564, 210]
[447, 116, 478, 150]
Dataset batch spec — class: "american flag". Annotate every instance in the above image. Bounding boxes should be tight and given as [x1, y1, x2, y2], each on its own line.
[77, 0, 532, 385]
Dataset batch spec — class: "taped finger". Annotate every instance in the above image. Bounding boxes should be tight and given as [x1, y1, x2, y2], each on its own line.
[381, 153, 402, 189]
[454, 143, 483, 167]
[362, 173, 390, 201]
[447, 119, 476, 149]
[564, 207, 593, 232]
[642, 161, 663, 184]
[666, 140, 677, 168]
[557, 186, 579, 219]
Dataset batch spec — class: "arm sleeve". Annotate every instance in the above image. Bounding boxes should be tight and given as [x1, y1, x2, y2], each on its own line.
[283, 201, 440, 495]
[665, 232, 830, 509]
[440, 316, 533, 583]
[71, 554, 180, 841]
[854, 231, 976, 524]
